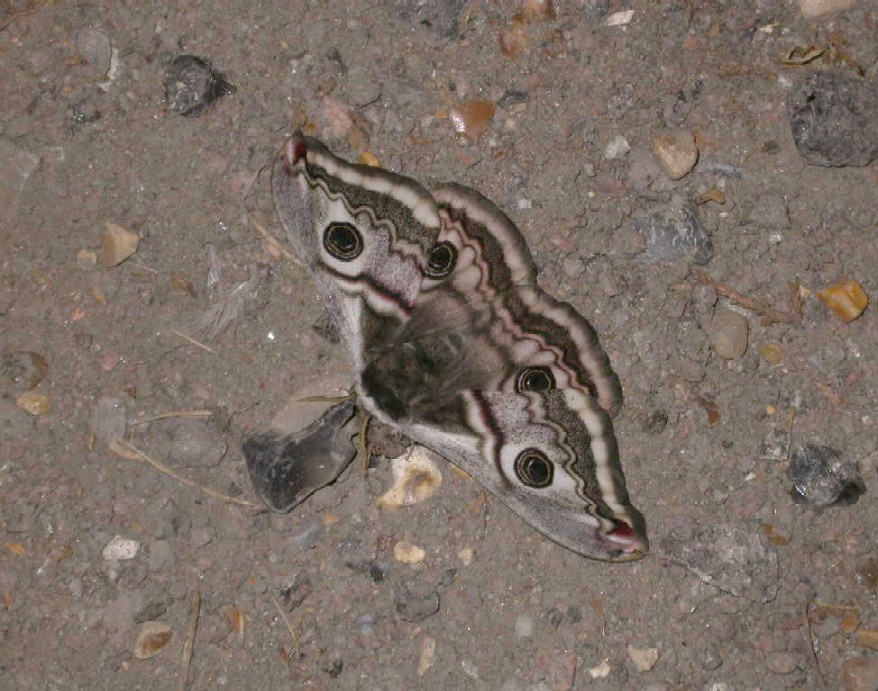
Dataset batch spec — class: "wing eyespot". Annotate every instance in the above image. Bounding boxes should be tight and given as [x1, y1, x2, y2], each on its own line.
[516, 366, 555, 393]
[514, 449, 554, 488]
[425, 241, 456, 279]
[323, 222, 363, 261]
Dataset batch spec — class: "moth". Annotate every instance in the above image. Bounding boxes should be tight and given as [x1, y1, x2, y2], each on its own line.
[244, 134, 647, 562]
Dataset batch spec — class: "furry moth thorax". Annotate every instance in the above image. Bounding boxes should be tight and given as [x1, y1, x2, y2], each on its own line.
[270, 133, 647, 562]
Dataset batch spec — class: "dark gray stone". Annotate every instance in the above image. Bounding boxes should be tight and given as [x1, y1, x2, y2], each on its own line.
[395, 587, 440, 622]
[634, 202, 713, 265]
[788, 72, 878, 167]
[788, 444, 865, 508]
[163, 55, 233, 117]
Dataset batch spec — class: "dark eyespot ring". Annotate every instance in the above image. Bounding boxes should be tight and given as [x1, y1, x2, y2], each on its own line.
[425, 242, 456, 278]
[516, 367, 555, 393]
[514, 449, 554, 488]
[323, 222, 363, 261]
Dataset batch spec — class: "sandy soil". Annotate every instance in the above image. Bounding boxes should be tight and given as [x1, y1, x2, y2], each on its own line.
[2, 1, 877, 689]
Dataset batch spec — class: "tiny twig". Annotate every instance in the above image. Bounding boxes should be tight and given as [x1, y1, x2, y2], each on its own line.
[178, 589, 201, 691]
[690, 268, 802, 325]
[803, 597, 827, 688]
[358, 414, 371, 470]
[171, 330, 216, 353]
[112, 439, 259, 508]
[132, 410, 214, 426]
[270, 595, 300, 660]
[250, 218, 301, 264]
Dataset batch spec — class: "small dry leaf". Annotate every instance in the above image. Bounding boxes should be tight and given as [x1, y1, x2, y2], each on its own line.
[133, 621, 174, 660]
[857, 629, 878, 651]
[16, 390, 51, 416]
[221, 605, 247, 640]
[762, 524, 790, 546]
[817, 280, 868, 322]
[449, 100, 495, 142]
[5, 542, 27, 557]
[783, 44, 828, 66]
[696, 188, 726, 205]
[840, 611, 861, 634]
[98, 221, 139, 267]
[171, 274, 197, 296]
[499, 19, 528, 57]
[393, 540, 426, 565]
[346, 123, 370, 151]
[107, 437, 142, 460]
[3, 350, 49, 390]
[90, 286, 108, 304]
[322, 513, 341, 526]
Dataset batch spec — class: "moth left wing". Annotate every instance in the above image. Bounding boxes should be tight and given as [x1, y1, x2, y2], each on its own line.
[271, 134, 442, 370]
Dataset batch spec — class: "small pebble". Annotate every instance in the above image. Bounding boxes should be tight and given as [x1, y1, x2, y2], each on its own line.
[147, 540, 175, 572]
[651, 130, 698, 180]
[604, 135, 631, 160]
[628, 646, 660, 672]
[799, 0, 858, 17]
[634, 202, 713, 265]
[842, 657, 878, 691]
[163, 55, 233, 117]
[700, 644, 723, 671]
[514, 614, 534, 638]
[788, 444, 865, 507]
[749, 193, 790, 229]
[818, 280, 869, 323]
[765, 651, 799, 675]
[710, 309, 749, 359]
[75, 28, 112, 75]
[393, 540, 426, 565]
[759, 427, 791, 461]
[102, 536, 140, 561]
[760, 342, 784, 365]
[395, 588, 439, 622]
[90, 396, 127, 444]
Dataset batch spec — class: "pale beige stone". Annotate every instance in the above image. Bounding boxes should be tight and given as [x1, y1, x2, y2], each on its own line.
[651, 130, 698, 180]
[799, 0, 858, 18]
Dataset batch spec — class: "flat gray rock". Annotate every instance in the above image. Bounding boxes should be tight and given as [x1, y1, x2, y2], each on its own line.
[788, 71, 878, 167]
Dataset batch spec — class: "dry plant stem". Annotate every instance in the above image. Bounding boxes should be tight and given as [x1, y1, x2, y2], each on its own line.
[132, 410, 214, 426]
[803, 598, 827, 688]
[690, 268, 802, 325]
[270, 595, 300, 659]
[358, 414, 371, 470]
[113, 439, 259, 508]
[171, 330, 216, 353]
[250, 217, 301, 264]
[178, 589, 201, 691]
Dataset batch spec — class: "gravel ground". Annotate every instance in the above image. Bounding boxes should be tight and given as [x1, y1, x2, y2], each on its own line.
[2, 1, 878, 689]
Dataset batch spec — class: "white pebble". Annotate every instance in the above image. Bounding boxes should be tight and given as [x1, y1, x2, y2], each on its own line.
[102, 535, 140, 561]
